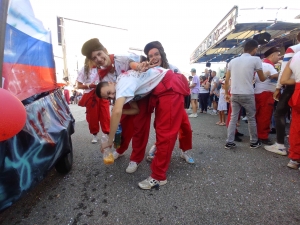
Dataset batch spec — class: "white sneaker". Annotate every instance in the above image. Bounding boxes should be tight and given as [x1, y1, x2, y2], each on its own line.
[188, 113, 198, 118]
[210, 111, 218, 115]
[138, 176, 167, 190]
[180, 150, 195, 164]
[126, 161, 139, 173]
[264, 143, 287, 156]
[242, 116, 248, 121]
[91, 135, 98, 144]
[112, 150, 124, 160]
[146, 145, 157, 162]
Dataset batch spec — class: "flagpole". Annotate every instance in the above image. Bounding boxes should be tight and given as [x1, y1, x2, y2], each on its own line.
[0, 0, 9, 88]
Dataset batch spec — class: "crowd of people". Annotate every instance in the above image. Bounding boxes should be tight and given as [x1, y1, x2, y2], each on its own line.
[71, 32, 300, 190]
[186, 33, 300, 171]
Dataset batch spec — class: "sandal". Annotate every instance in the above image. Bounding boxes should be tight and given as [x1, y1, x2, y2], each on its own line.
[219, 122, 226, 126]
[216, 121, 221, 125]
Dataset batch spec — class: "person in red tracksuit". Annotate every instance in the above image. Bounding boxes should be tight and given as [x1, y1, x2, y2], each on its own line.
[98, 67, 190, 189]
[254, 47, 280, 145]
[144, 41, 194, 165]
[80, 38, 149, 148]
[280, 51, 300, 169]
[112, 41, 194, 175]
[77, 58, 110, 143]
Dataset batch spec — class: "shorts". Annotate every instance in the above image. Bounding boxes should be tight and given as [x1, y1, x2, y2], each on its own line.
[191, 93, 198, 100]
[210, 94, 219, 102]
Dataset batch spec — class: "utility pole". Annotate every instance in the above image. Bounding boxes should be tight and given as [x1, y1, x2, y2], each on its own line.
[59, 17, 69, 83]
[0, 0, 9, 88]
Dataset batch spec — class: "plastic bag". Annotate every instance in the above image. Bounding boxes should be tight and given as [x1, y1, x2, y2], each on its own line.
[101, 132, 114, 165]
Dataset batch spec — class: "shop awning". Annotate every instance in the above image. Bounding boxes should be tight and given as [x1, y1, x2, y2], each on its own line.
[190, 6, 300, 64]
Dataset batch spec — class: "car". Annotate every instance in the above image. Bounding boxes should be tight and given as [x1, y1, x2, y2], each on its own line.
[0, 0, 75, 211]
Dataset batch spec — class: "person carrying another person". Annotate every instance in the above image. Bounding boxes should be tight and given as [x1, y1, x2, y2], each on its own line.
[144, 41, 194, 165]
[280, 51, 300, 169]
[97, 67, 190, 189]
[224, 39, 268, 149]
[189, 68, 200, 118]
[254, 47, 280, 145]
[264, 32, 300, 156]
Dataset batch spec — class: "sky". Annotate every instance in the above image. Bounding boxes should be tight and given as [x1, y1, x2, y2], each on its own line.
[29, 0, 299, 79]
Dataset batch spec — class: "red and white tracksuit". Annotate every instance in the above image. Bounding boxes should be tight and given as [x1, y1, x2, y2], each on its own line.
[84, 90, 110, 135]
[149, 71, 190, 180]
[255, 91, 274, 139]
[116, 73, 192, 165]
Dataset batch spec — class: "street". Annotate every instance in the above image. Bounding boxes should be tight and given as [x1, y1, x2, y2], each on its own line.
[1, 104, 300, 225]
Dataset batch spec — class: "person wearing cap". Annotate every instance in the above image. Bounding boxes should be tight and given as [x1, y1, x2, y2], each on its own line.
[254, 47, 280, 145]
[97, 67, 190, 189]
[280, 51, 300, 169]
[265, 32, 300, 158]
[81, 38, 149, 147]
[189, 68, 200, 118]
[224, 39, 267, 149]
[144, 41, 194, 165]
[76, 58, 110, 143]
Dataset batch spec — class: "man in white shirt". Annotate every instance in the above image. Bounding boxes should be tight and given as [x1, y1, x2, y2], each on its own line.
[254, 47, 280, 145]
[224, 39, 267, 149]
[189, 68, 200, 117]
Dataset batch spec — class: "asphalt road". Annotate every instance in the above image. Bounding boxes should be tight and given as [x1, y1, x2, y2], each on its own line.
[1, 104, 300, 225]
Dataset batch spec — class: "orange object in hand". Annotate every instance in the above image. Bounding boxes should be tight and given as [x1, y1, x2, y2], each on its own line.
[103, 152, 114, 165]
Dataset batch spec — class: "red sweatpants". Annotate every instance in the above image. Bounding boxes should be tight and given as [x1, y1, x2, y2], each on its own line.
[288, 84, 300, 161]
[64, 89, 70, 104]
[130, 95, 152, 163]
[86, 95, 110, 134]
[116, 103, 135, 154]
[178, 112, 192, 151]
[151, 92, 186, 181]
[255, 91, 274, 139]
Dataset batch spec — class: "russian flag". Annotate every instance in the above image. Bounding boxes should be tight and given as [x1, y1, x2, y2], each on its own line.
[2, 0, 57, 101]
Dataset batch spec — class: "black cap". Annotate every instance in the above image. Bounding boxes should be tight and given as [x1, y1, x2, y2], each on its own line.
[264, 47, 280, 58]
[144, 41, 164, 55]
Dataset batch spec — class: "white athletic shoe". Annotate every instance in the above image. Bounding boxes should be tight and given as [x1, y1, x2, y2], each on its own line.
[91, 135, 98, 144]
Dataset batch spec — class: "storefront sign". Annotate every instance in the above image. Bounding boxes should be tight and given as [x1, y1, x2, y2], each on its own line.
[190, 6, 237, 63]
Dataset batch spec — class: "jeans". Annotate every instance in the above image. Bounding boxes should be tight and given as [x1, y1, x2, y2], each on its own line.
[275, 85, 295, 144]
[199, 93, 209, 112]
[227, 94, 258, 143]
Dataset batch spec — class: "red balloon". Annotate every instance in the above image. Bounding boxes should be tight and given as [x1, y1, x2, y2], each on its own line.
[0, 88, 27, 141]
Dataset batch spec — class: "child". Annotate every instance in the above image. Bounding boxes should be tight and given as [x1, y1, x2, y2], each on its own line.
[216, 80, 227, 125]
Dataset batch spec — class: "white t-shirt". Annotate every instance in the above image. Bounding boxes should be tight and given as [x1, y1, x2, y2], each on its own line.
[290, 51, 300, 82]
[254, 62, 278, 94]
[76, 67, 99, 93]
[210, 76, 219, 92]
[228, 53, 262, 94]
[101, 55, 135, 82]
[276, 43, 300, 88]
[116, 67, 169, 104]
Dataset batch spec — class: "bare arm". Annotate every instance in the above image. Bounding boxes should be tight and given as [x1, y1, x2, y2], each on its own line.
[101, 97, 125, 152]
[256, 70, 267, 82]
[280, 60, 295, 85]
[76, 81, 96, 89]
[122, 101, 140, 115]
[224, 70, 231, 102]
